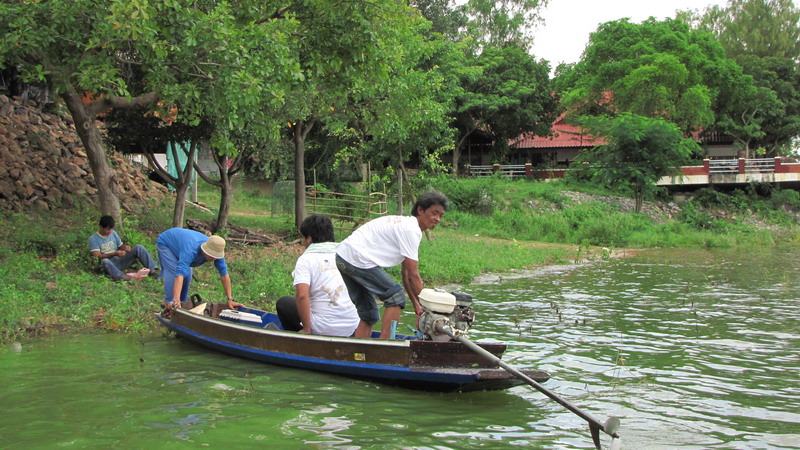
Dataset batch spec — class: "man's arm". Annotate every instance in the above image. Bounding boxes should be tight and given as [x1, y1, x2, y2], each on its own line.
[91, 249, 124, 260]
[401, 257, 423, 315]
[220, 274, 242, 309]
[295, 283, 312, 334]
[171, 275, 184, 308]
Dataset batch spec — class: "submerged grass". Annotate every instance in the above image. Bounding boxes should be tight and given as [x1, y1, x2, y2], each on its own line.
[1, 175, 797, 342]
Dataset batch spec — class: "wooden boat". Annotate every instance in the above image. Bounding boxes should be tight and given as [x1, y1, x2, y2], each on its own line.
[156, 305, 550, 392]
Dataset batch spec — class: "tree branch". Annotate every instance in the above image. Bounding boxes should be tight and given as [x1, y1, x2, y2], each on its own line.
[85, 91, 158, 117]
[255, 6, 293, 24]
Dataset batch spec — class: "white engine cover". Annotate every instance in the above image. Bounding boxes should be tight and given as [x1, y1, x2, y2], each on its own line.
[418, 289, 456, 314]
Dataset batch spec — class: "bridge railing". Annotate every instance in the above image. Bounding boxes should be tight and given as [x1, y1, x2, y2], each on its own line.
[709, 159, 740, 174]
[466, 158, 800, 186]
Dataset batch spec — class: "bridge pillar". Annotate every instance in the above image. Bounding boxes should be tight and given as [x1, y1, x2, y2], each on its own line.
[775, 157, 784, 174]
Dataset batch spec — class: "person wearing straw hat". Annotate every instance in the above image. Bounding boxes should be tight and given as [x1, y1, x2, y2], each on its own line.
[156, 228, 242, 311]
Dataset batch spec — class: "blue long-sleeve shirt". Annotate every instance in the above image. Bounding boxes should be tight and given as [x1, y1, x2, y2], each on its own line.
[156, 228, 228, 278]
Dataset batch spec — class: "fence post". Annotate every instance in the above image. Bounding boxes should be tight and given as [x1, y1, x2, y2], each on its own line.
[738, 158, 746, 174]
[525, 162, 533, 177]
[466, 164, 472, 177]
[492, 163, 500, 173]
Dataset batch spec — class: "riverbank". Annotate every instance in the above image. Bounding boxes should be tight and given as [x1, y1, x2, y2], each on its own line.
[0, 204, 621, 343]
[3, 174, 799, 342]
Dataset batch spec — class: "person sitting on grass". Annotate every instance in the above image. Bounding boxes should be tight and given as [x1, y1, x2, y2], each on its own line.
[276, 214, 360, 337]
[88, 215, 158, 281]
[156, 227, 242, 312]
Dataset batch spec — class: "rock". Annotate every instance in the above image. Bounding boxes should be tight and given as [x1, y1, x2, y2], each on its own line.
[0, 96, 167, 213]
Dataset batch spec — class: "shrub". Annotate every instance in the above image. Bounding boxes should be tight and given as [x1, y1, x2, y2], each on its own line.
[429, 175, 497, 215]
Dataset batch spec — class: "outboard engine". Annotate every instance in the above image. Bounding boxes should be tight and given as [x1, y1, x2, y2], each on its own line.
[417, 289, 475, 341]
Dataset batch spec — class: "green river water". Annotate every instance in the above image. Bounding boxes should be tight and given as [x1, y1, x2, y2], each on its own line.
[1, 248, 798, 449]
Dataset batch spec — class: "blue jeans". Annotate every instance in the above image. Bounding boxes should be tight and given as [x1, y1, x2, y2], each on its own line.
[156, 242, 192, 306]
[100, 245, 157, 281]
[335, 254, 406, 325]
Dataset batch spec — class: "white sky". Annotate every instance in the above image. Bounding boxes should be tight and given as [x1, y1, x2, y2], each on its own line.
[531, 0, 730, 68]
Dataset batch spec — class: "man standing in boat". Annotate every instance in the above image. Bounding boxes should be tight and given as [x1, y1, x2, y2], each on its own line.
[276, 214, 360, 336]
[156, 228, 242, 311]
[336, 190, 449, 339]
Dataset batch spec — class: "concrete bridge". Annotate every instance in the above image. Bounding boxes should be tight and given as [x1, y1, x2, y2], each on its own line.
[467, 158, 800, 189]
[656, 158, 800, 188]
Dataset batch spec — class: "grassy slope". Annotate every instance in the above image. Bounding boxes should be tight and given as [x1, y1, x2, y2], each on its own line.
[1, 176, 798, 342]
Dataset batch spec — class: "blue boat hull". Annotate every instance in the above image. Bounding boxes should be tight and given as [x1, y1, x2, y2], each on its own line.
[156, 306, 549, 392]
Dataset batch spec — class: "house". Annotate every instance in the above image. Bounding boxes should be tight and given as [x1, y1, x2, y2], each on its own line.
[507, 117, 737, 169]
[508, 115, 605, 167]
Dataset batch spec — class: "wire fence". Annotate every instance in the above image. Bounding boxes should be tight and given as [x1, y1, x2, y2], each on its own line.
[305, 188, 388, 230]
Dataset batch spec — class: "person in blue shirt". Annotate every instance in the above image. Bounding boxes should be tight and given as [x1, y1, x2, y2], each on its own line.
[88, 216, 158, 281]
[156, 228, 242, 311]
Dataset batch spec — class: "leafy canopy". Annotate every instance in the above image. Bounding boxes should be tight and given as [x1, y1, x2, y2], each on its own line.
[577, 113, 698, 211]
[555, 18, 743, 134]
[680, 0, 800, 60]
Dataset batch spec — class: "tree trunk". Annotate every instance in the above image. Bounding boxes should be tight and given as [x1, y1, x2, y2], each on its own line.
[452, 127, 476, 175]
[292, 119, 316, 231]
[213, 151, 232, 233]
[172, 180, 190, 228]
[216, 178, 232, 232]
[293, 123, 306, 230]
[452, 142, 462, 175]
[397, 147, 403, 216]
[634, 183, 644, 213]
[169, 141, 198, 228]
[61, 89, 121, 224]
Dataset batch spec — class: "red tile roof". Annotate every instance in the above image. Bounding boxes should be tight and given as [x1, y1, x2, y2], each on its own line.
[511, 118, 606, 149]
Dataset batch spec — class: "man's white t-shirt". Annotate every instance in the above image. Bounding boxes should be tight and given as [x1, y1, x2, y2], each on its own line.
[293, 244, 360, 337]
[336, 216, 422, 268]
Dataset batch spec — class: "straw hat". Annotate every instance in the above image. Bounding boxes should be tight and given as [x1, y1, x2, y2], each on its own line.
[201, 235, 226, 259]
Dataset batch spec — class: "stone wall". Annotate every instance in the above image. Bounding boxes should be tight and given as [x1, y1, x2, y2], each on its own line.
[0, 95, 168, 212]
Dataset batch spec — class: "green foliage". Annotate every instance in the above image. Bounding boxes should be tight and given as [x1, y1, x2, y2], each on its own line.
[577, 113, 698, 211]
[427, 175, 498, 215]
[684, 0, 800, 60]
[556, 17, 750, 139]
[676, 200, 718, 230]
[734, 55, 800, 156]
[770, 189, 800, 209]
[450, 42, 558, 170]
[689, 186, 800, 226]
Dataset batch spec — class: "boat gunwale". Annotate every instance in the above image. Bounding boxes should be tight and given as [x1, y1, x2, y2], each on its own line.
[171, 307, 412, 348]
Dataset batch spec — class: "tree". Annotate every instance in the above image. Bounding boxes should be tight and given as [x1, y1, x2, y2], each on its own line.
[0, 1, 296, 226]
[680, 0, 800, 60]
[556, 18, 743, 135]
[463, 0, 548, 49]
[104, 107, 211, 228]
[678, 2, 800, 157]
[739, 56, 800, 155]
[450, 43, 558, 172]
[411, 0, 468, 40]
[578, 113, 698, 212]
[281, 0, 437, 229]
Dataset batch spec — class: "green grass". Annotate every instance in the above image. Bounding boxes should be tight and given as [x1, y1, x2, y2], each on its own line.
[2, 175, 798, 342]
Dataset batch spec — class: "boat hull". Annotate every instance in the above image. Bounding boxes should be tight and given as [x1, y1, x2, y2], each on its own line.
[157, 307, 549, 392]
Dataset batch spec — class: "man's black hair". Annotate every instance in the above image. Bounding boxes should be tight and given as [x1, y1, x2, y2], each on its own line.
[99, 215, 115, 229]
[299, 214, 335, 243]
[411, 190, 449, 217]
